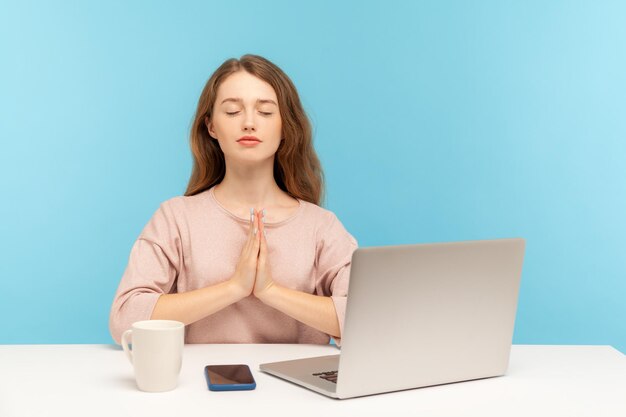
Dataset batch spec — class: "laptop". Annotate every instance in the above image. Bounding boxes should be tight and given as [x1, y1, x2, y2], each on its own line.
[259, 238, 526, 399]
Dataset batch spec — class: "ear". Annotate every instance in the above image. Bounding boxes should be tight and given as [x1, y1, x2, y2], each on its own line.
[204, 116, 216, 139]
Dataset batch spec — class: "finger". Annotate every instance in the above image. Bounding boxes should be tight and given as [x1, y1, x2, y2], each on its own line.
[258, 208, 265, 234]
[256, 211, 266, 261]
[256, 233, 265, 269]
[247, 210, 260, 264]
[258, 209, 266, 249]
[243, 207, 255, 255]
[252, 209, 260, 249]
[259, 207, 266, 236]
[254, 208, 259, 237]
[259, 222, 267, 259]
[246, 208, 259, 258]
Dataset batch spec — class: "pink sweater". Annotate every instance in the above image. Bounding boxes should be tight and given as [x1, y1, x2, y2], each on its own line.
[109, 186, 358, 346]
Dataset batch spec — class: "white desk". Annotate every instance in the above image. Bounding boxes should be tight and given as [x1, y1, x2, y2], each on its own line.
[0, 344, 624, 417]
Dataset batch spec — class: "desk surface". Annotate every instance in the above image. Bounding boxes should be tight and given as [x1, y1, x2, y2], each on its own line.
[1, 344, 624, 417]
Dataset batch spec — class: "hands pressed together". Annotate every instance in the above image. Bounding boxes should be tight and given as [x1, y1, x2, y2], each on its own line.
[151, 205, 340, 338]
[226, 207, 340, 338]
[230, 208, 276, 301]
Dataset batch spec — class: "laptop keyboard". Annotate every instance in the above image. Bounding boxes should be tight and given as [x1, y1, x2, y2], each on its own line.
[312, 370, 338, 383]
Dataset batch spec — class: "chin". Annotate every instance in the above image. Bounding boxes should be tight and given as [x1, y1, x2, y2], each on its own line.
[229, 153, 276, 165]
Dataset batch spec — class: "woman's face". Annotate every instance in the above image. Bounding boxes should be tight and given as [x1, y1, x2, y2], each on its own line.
[208, 70, 282, 164]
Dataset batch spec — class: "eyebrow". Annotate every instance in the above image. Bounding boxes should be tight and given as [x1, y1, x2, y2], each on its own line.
[220, 97, 277, 106]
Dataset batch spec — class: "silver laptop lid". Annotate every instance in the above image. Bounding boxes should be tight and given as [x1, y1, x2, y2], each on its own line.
[336, 238, 525, 398]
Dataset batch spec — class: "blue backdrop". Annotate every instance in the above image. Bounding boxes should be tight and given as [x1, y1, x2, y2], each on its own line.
[1, 1, 624, 353]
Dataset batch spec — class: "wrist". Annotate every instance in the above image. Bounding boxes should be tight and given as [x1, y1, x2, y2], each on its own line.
[227, 278, 250, 301]
[255, 282, 280, 304]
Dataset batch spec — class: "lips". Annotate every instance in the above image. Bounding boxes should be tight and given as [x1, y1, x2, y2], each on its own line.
[238, 136, 261, 142]
[237, 136, 261, 147]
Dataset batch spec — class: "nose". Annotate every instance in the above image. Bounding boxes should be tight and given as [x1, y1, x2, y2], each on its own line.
[243, 111, 256, 132]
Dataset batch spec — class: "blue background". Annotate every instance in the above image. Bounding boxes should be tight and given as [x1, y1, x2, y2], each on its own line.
[1, 1, 624, 352]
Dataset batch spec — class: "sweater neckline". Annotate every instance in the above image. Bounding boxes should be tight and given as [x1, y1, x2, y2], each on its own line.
[208, 186, 303, 227]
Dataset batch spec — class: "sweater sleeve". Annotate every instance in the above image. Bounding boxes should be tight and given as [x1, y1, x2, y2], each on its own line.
[109, 201, 182, 344]
[315, 212, 358, 347]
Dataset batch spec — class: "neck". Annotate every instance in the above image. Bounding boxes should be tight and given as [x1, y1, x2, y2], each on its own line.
[216, 156, 283, 209]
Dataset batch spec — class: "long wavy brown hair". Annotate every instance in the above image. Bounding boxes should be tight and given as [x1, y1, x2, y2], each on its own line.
[184, 54, 325, 206]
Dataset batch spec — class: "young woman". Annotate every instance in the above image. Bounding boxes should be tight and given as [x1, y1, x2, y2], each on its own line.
[109, 54, 358, 346]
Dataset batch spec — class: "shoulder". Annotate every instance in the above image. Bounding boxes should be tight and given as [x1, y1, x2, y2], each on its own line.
[299, 201, 358, 247]
[157, 189, 211, 217]
[299, 200, 340, 227]
[140, 191, 210, 237]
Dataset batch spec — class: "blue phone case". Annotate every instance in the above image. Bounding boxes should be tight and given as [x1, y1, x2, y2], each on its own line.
[204, 365, 257, 391]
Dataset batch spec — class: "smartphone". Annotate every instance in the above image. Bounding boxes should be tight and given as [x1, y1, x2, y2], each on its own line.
[204, 364, 256, 391]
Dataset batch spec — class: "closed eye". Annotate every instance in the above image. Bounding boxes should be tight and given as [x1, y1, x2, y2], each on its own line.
[226, 111, 273, 116]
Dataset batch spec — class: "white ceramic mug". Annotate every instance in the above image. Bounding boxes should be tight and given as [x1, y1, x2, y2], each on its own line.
[121, 320, 185, 392]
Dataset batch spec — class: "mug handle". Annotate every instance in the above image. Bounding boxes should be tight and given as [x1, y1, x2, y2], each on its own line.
[121, 329, 133, 364]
